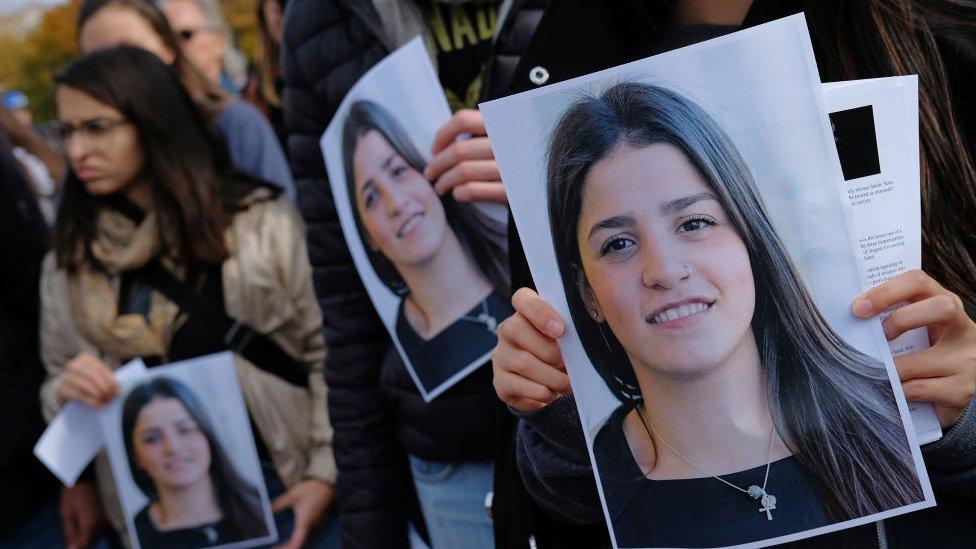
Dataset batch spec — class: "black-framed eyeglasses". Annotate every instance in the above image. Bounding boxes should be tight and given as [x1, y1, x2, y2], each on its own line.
[51, 118, 130, 146]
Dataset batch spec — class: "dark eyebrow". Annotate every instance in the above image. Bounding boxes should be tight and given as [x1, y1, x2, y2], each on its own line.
[359, 179, 375, 198]
[659, 192, 718, 216]
[587, 214, 635, 240]
[359, 154, 397, 199]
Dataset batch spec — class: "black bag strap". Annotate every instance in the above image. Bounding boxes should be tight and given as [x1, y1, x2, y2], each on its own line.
[138, 261, 309, 389]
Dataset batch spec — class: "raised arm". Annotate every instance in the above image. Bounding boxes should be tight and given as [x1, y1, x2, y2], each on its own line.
[493, 288, 604, 523]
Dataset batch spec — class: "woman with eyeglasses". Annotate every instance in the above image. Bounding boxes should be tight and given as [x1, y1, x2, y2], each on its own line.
[76, 0, 295, 202]
[41, 45, 334, 549]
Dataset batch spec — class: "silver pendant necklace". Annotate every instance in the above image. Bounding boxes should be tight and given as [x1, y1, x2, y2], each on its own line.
[201, 525, 218, 543]
[460, 299, 498, 333]
[636, 404, 778, 520]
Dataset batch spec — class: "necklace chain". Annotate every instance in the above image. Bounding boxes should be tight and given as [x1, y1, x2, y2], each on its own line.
[460, 299, 498, 333]
[635, 404, 774, 495]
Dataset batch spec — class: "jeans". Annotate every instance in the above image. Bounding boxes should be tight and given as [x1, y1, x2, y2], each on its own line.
[408, 456, 494, 549]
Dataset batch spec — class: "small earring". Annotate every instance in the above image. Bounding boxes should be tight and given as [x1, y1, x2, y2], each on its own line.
[591, 310, 600, 319]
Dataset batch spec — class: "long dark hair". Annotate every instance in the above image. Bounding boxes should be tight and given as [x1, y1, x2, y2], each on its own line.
[122, 376, 267, 539]
[257, 0, 287, 108]
[623, 0, 976, 305]
[547, 82, 923, 521]
[77, 0, 226, 118]
[53, 46, 273, 272]
[341, 100, 509, 297]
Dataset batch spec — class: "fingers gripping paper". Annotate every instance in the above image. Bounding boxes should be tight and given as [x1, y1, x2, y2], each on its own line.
[481, 15, 933, 549]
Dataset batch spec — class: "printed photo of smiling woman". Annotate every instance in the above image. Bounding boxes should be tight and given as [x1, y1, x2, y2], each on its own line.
[547, 82, 924, 548]
[122, 377, 267, 548]
[341, 100, 512, 398]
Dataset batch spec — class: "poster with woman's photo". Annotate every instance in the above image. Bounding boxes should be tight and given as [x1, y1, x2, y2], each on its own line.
[481, 15, 934, 549]
[99, 353, 276, 549]
[321, 38, 511, 402]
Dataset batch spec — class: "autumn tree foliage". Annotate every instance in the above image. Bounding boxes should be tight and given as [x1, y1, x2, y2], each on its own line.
[1, 0, 80, 122]
[1, 0, 258, 122]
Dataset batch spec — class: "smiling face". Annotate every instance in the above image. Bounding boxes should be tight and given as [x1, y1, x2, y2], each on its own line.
[56, 85, 146, 198]
[133, 397, 212, 494]
[577, 143, 756, 379]
[352, 130, 449, 269]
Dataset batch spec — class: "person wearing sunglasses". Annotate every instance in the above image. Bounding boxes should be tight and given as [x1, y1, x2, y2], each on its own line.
[156, 0, 249, 94]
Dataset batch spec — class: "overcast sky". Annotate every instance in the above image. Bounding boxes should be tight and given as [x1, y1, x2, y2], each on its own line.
[0, 0, 66, 16]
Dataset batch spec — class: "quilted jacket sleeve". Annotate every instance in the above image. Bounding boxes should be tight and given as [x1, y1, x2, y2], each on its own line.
[280, 2, 414, 547]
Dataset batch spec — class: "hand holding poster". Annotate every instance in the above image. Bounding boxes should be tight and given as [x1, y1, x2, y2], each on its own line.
[824, 76, 942, 444]
[320, 38, 511, 402]
[482, 15, 933, 548]
[99, 353, 277, 549]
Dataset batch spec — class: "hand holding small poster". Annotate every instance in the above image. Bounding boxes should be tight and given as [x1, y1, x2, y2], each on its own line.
[99, 353, 277, 549]
[320, 38, 512, 402]
[481, 15, 933, 549]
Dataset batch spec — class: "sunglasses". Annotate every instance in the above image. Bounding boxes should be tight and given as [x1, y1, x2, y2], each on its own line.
[176, 27, 212, 42]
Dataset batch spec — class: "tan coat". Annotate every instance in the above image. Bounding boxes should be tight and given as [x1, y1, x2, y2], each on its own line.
[38, 196, 335, 532]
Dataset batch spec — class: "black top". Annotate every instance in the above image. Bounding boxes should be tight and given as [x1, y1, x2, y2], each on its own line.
[133, 505, 235, 549]
[593, 406, 829, 548]
[118, 263, 225, 365]
[111, 193, 227, 366]
[395, 292, 513, 396]
[112, 196, 271, 460]
[418, 0, 503, 109]
[0, 129, 59, 535]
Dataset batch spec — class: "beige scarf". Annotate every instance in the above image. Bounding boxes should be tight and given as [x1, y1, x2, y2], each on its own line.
[68, 207, 182, 360]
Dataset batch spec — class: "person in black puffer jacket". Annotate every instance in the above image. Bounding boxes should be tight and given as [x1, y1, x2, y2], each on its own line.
[280, 1, 547, 547]
[0, 129, 60, 547]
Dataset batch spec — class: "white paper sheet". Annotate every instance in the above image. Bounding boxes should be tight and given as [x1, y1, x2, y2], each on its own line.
[99, 352, 277, 549]
[824, 76, 942, 445]
[482, 15, 935, 549]
[319, 38, 507, 402]
[33, 359, 147, 486]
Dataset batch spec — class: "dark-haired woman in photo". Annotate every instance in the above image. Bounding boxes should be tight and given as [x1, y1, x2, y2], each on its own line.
[342, 100, 512, 396]
[492, 1, 976, 547]
[545, 81, 921, 547]
[75, 0, 295, 201]
[38, 46, 334, 549]
[122, 377, 266, 548]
